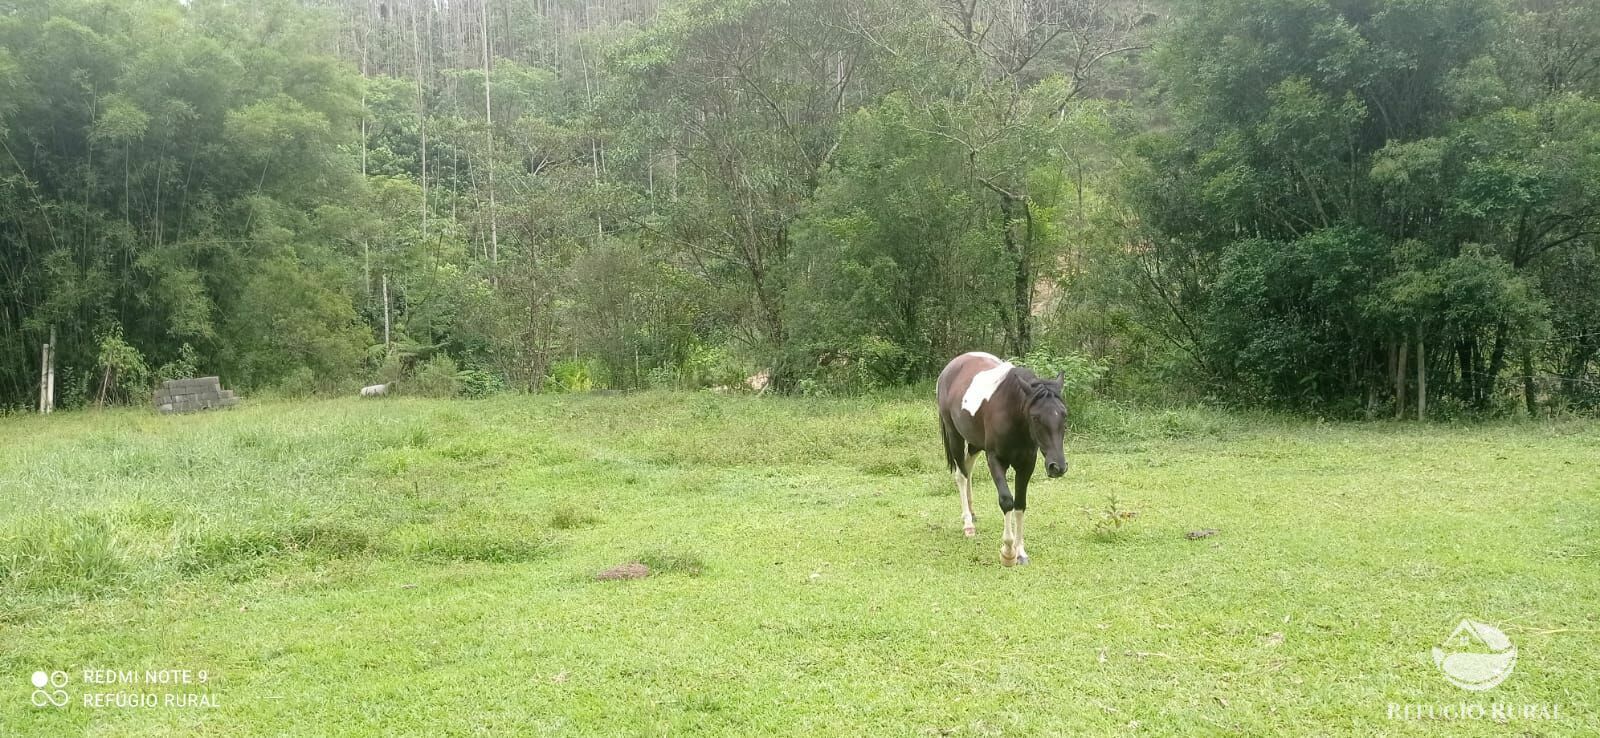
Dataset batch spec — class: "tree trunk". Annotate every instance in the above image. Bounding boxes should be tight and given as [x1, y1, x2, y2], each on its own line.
[1483, 322, 1509, 408]
[1385, 341, 1396, 406]
[382, 273, 391, 349]
[1562, 335, 1594, 403]
[998, 195, 1031, 356]
[360, 4, 371, 299]
[1416, 328, 1426, 422]
[481, 0, 498, 279]
[411, 0, 428, 237]
[1018, 200, 1034, 356]
[1520, 346, 1537, 416]
[1364, 369, 1377, 420]
[1394, 340, 1408, 420]
[360, 2, 370, 179]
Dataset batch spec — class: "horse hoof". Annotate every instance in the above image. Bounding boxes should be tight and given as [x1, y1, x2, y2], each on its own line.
[1017, 553, 1029, 565]
[1000, 555, 1017, 567]
[963, 525, 976, 537]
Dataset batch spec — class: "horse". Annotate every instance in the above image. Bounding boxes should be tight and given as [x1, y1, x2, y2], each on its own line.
[936, 352, 1069, 566]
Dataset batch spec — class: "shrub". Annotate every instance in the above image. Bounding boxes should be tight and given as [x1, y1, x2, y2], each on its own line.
[680, 343, 752, 389]
[94, 324, 151, 404]
[153, 343, 201, 384]
[645, 365, 677, 390]
[544, 358, 608, 393]
[410, 355, 462, 398]
[456, 367, 507, 398]
[266, 366, 319, 398]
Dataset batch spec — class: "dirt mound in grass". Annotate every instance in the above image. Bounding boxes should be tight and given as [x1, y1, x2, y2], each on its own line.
[595, 562, 650, 581]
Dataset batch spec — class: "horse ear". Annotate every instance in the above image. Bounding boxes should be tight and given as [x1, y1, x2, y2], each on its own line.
[1054, 371, 1065, 387]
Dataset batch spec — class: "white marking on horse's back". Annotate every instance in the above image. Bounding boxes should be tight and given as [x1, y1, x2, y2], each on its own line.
[961, 360, 1014, 415]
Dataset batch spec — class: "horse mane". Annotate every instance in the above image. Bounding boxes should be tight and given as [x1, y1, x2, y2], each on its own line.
[1012, 367, 1063, 407]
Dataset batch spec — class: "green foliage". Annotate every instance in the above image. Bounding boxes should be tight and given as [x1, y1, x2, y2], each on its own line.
[786, 97, 1013, 390]
[1124, 0, 1600, 414]
[1012, 349, 1107, 401]
[226, 255, 369, 391]
[455, 367, 507, 399]
[1081, 495, 1139, 540]
[561, 240, 705, 389]
[95, 324, 151, 403]
[409, 355, 462, 398]
[544, 358, 607, 394]
[0, 0, 368, 406]
[678, 343, 755, 390]
[645, 366, 678, 390]
[153, 344, 201, 384]
[2, 0, 1597, 417]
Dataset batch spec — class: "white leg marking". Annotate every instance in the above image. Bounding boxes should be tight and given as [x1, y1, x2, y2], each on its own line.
[959, 452, 979, 536]
[954, 470, 975, 536]
[1000, 510, 1019, 566]
[1014, 510, 1028, 565]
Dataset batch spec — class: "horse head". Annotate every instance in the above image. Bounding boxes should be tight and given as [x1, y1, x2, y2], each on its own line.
[1026, 371, 1069, 478]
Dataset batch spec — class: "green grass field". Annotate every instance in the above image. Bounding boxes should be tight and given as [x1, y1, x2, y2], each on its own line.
[2, 394, 1597, 735]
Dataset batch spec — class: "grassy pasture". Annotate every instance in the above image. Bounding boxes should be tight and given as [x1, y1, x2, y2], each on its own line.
[1, 393, 1597, 736]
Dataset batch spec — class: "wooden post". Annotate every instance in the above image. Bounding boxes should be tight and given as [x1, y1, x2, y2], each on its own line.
[382, 273, 391, 349]
[1416, 329, 1426, 422]
[46, 325, 55, 413]
[38, 340, 48, 413]
[98, 366, 112, 408]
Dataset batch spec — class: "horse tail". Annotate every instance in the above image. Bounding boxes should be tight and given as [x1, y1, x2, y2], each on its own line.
[939, 412, 960, 473]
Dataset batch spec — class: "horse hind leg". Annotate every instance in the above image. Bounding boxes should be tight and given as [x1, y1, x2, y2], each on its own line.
[942, 420, 978, 537]
[958, 447, 980, 537]
[955, 455, 978, 537]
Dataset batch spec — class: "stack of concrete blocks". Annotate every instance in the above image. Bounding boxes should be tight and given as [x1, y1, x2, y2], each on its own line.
[153, 376, 239, 414]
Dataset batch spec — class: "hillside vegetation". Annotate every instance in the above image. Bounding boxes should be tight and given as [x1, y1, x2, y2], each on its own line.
[4, 0, 1600, 416]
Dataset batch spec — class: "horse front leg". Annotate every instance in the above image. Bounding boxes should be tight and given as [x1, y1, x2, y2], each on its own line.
[987, 455, 1019, 566]
[1011, 456, 1034, 565]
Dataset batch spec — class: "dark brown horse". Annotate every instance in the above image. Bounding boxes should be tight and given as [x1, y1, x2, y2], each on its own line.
[937, 352, 1069, 566]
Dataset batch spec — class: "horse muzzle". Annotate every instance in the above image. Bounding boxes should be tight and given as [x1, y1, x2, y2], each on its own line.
[1046, 461, 1067, 478]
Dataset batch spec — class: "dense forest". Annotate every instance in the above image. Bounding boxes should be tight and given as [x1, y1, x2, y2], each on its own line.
[2, 0, 1598, 417]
